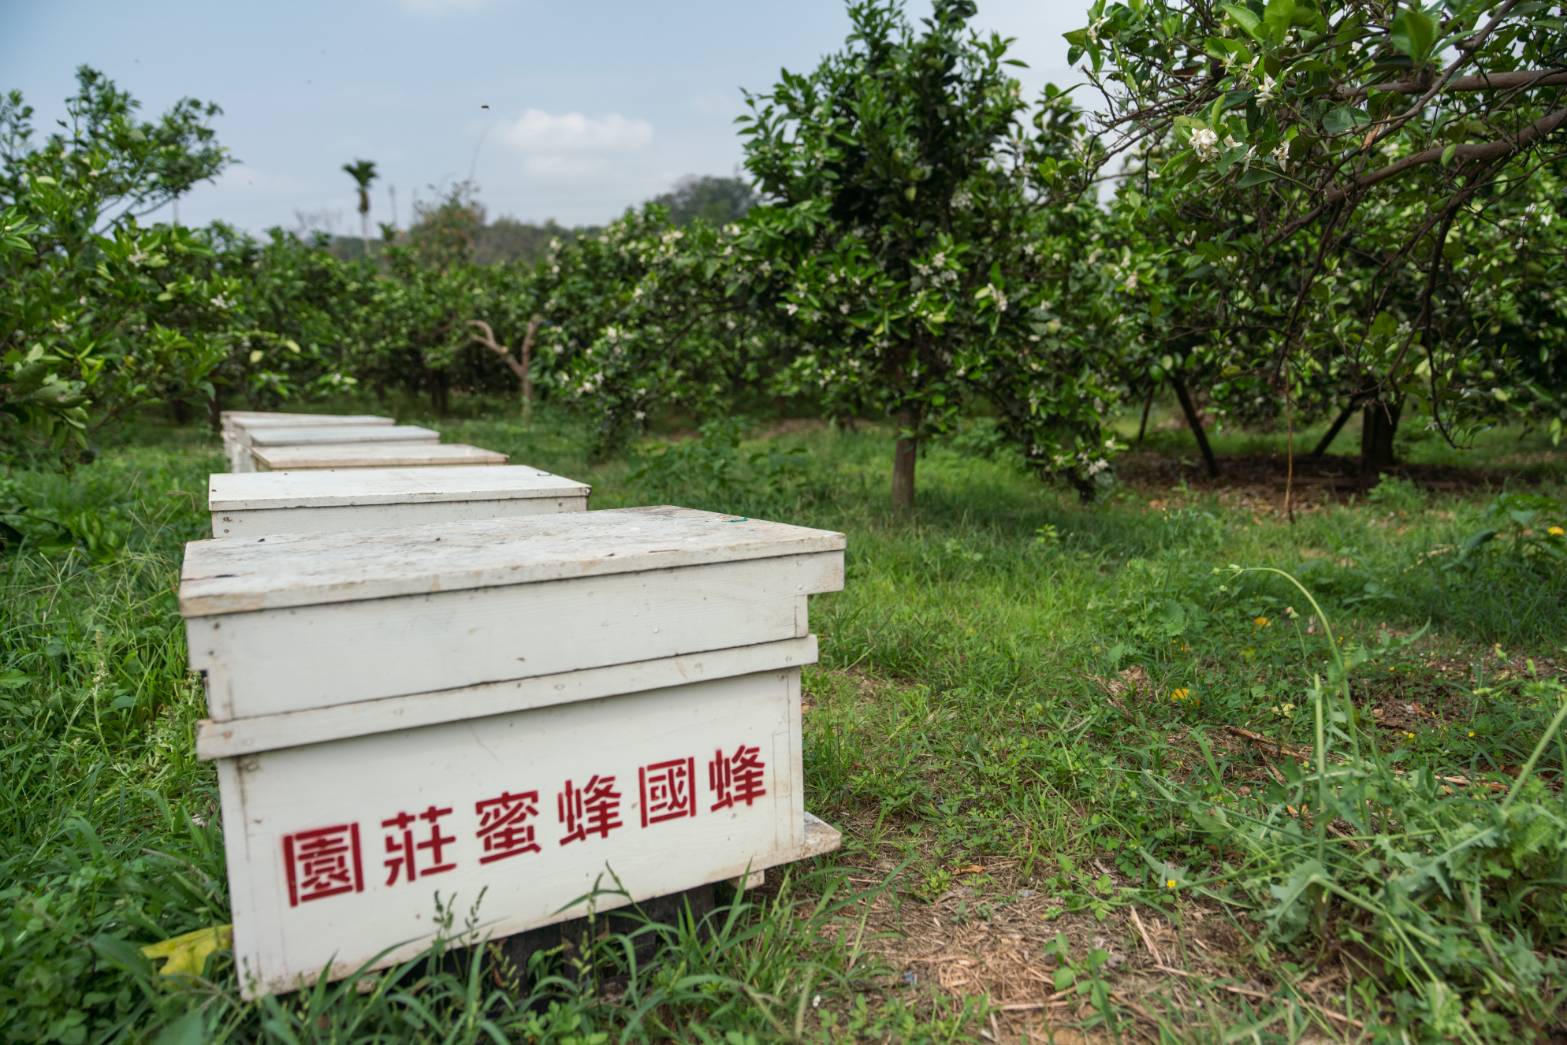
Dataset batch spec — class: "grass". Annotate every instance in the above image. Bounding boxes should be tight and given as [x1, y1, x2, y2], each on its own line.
[2, 404, 1566, 1042]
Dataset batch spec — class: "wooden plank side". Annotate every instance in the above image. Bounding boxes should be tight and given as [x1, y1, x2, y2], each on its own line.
[189, 554, 840, 719]
[246, 425, 439, 447]
[209, 465, 590, 512]
[196, 636, 818, 758]
[224, 670, 813, 999]
[251, 443, 508, 471]
[180, 505, 846, 617]
[210, 496, 588, 538]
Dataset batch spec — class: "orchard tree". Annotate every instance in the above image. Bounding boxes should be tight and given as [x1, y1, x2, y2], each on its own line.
[1073, 0, 1567, 467]
[532, 205, 791, 449]
[741, 0, 1115, 507]
[204, 224, 370, 420]
[0, 68, 235, 461]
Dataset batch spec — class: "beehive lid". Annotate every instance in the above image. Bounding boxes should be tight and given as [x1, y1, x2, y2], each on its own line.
[179, 505, 846, 617]
[209, 465, 590, 511]
[251, 443, 507, 470]
[246, 424, 437, 447]
[225, 413, 393, 430]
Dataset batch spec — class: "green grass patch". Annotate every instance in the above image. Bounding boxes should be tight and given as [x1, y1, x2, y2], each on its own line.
[3, 409, 1566, 1041]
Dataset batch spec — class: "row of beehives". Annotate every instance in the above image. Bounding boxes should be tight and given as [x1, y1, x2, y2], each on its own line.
[185, 411, 844, 999]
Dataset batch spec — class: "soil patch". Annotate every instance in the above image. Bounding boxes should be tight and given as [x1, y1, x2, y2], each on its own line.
[1117, 451, 1550, 513]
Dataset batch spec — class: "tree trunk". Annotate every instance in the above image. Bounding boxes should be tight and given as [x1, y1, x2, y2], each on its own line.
[1135, 384, 1156, 444]
[430, 369, 451, 416]
[1359, 399, 1401, 474]
[520, 316, 536, 421]
[891, 407, 918, 511]
[1171, 377, 1219, 478]
[207, 388, 224, 434]
[1311, 401, 1358, 457]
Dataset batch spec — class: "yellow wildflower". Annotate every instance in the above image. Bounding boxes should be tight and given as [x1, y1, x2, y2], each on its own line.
[1468, 730, 1476, 738]
[1171, 687, 1190, 702]
[1254, 616, 1271, 629]
[1549, 525, 1565, 538]
[1165, 879, 1178, 889]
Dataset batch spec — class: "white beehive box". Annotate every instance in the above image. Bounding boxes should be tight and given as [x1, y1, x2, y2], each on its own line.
[208, 466, 590, 537]
[250, 442, 508, 471]
[232, 425, 437, 473]
[180, 507, 845, 998]
[221, 414, 394, 472]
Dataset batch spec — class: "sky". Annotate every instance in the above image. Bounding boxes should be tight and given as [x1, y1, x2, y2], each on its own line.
[2, 0, 1089, 233]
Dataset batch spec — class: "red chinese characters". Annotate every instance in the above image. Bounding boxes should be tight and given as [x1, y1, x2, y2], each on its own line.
[382, 805, 457, 885]
[474, 790, 541, 864]
[282, 823, 365, 907]
[639, 757, 697, 827]
[557, 774, 623, 845]
[282, 742, 772, 905]
[709, 745, 768, 811]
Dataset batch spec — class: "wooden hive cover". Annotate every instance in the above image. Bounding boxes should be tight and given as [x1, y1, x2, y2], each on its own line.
[246, 424, 437, 447]
[225, 413, 393, 431]
[250, 443, 507, 470]
[209, 465, 590, 513]
[180, 505, 846, 617]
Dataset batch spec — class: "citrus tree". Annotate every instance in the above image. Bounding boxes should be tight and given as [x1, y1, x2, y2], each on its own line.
[740, 0, 1116, 506]
[1072, 0, 1567, 466]
[0, 68, 234, 461]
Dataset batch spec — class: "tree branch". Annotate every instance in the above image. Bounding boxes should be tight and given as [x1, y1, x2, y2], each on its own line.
[468, 318, 527, 381]
[1272, 104, 1567, 244]
[1341, 68, 1567, 99]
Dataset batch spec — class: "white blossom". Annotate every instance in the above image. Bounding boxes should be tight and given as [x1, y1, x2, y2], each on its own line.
[1190, 127, 1220, 161]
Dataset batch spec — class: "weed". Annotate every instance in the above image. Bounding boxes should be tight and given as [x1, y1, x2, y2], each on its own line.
[1, 409, 1564, 1040]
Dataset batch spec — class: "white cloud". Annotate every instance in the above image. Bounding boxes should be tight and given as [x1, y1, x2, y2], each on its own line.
[496, 109, 653, 154]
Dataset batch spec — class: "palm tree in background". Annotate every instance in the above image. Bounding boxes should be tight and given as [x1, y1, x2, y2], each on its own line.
[342, 159, 379, 255]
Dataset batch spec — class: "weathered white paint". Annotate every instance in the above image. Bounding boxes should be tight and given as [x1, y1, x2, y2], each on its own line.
[221, 412, 394, 432]
[196, 636, 817, 758]
[181, 506, 846, 617]
[251, 443, 508, 471]
[190, 553, 837, 718]
[182, 503, 845, 999]
[211, 497, 588, 537]
[246, 424, 439, 448]
[208, 465, 590, 537]
[210, 465, 589, 512]
[223, 415, 397, 472]
[213, 668, 837, 1000]
[232, 424, 438, 471]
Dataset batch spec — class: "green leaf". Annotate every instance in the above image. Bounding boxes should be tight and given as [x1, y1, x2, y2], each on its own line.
[1263, 0, 1297, 41]
[1391, 7, 1437, 63]
[153, 1011, 207, 1045]
[1322, 106, 1363, 135]
[1220, 4, 1263, 41]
